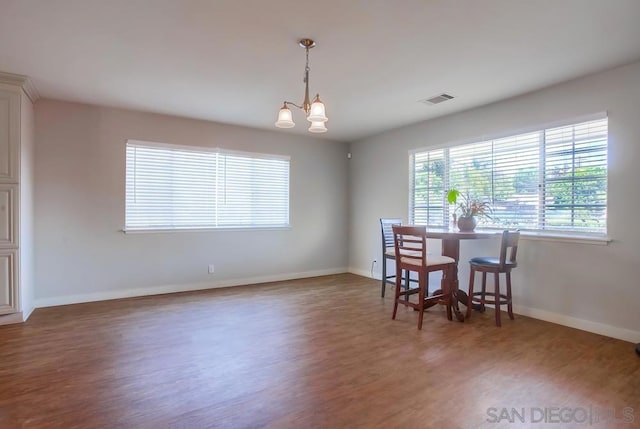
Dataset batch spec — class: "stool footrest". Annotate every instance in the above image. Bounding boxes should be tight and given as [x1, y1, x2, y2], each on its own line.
[471, 291, 511, 305]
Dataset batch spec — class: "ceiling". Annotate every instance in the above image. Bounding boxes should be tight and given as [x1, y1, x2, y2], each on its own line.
[1, 0, 640, 142]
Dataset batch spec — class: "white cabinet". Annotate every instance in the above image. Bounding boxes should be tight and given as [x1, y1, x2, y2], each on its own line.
[0, 89, 20, 183]
[0, 250, 17, 315]
[0, 83, 24, 318]
[0, 185, 17, 248]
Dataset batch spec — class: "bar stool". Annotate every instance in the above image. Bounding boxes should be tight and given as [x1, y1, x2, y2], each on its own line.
[466, 230, 520, 327]
[391, 225, 456, 330]
[380, 218, 414, 297]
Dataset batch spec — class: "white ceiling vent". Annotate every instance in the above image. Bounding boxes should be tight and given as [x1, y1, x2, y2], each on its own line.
[420, 93, 455, 105]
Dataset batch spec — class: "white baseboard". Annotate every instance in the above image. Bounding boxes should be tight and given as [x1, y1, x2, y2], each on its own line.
[348, 267, 379, 280]
[349, 267, 639, 343]
[34, 267, 348, 308]
[512, 304, 639, 344]
[32, 267, 640, 344]
[22, 305, 35, 322]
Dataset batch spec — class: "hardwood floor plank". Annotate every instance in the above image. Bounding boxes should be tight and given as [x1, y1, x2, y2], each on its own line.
[0, 274, 637, 428]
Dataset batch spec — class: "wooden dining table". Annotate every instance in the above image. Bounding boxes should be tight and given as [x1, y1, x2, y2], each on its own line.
[424, 228, 501, 322]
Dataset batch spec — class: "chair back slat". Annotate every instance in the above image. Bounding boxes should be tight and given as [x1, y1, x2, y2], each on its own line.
[380, 218, 402, 251]
[392, 225, 427, 266]
[499, 230, 520, 270]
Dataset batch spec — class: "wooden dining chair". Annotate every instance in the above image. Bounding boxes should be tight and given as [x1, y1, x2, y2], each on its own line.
[391, 225, 456, 329]
[380, 218, 413, 297]
[466, 230, 520, 327]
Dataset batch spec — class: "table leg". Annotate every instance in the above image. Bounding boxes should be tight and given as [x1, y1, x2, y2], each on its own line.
[441, 239, 465, 322]
[442, 262, 465, 322]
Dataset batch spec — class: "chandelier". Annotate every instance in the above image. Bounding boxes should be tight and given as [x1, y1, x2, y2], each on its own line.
[275, 38, 328, 133]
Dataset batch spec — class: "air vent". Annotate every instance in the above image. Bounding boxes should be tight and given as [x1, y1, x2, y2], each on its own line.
[420, 93, 455, 105]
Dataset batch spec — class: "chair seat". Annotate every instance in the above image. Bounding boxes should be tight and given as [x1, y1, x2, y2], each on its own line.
[401, 254, 455, 267]
[470, 256, 517, 268]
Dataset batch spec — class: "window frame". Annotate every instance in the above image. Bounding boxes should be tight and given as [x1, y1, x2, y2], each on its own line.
[409, 113, 610, 242]
[124, 140, 291, 233]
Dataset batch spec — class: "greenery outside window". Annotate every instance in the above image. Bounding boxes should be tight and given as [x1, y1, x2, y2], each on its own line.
[410, 115, 608, 235]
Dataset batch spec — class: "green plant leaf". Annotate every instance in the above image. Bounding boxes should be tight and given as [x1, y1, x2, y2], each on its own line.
[446, 189, 459, 204]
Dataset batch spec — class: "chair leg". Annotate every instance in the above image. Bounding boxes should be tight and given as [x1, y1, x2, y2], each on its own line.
[466, 267, 475, 319]
[405, 269, 410, 293]
[506, 271, 514, 320]
[480, 271, 487, 310]
[381, 256, 387, 297]
[481, 272, 487, 303]
[445, 267, 452, 321]
[417, 272, 425, 330]
[392, 268, 402, 320]
[494, 272, 501, 327]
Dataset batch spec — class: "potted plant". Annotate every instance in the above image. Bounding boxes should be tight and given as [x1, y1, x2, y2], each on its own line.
[446, 189, 492, 232]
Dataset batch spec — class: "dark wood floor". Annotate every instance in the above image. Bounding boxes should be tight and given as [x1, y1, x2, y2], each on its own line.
[0, 274, 638, 428]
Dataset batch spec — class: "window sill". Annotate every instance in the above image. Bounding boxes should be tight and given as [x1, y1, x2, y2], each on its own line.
[122, 226, 292, 234]
[518, 231, 611, 246]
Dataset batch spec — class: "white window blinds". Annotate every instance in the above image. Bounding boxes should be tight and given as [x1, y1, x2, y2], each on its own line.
[125, 141, 290, 231]
[411, 149, 446, 226]
[410, 115, 608, 234]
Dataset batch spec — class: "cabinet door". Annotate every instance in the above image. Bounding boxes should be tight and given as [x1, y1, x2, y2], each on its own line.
[0, 250, 17, 315]
[0, 89, 20, 183]
[0, 184, 17, 247]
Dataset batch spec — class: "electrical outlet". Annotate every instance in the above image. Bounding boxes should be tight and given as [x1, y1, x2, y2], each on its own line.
[208, 264, 215, 274]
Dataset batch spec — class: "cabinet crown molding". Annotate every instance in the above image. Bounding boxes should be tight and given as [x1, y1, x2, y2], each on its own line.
[0, 71, 40, 103]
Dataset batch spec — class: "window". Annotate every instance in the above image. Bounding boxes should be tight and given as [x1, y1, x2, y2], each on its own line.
[410, 116, 608, 234]
[125, 140, 290, 231]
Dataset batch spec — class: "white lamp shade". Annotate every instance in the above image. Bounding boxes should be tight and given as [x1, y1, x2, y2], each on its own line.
[275, 107, 295, 128]
[308, 120, 328, 133]
[307, 100, 328, 123]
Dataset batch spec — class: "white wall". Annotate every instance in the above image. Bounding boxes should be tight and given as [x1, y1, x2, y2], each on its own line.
[349, 61, 640, 342]
[34, 100, 349, 305]
[19, 92, 34, 319]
